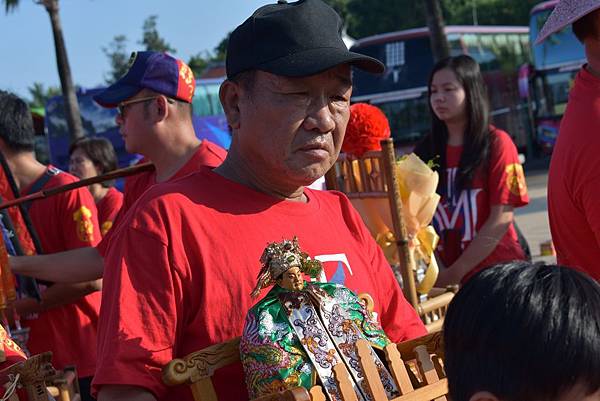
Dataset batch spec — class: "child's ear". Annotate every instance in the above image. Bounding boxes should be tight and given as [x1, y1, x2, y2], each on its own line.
[469, 392, 501, 401]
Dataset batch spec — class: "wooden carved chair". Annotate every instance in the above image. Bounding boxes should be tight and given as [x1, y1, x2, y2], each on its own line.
[325, 138, 454, 332]
[0, 352, 56, 401]
[334, 331, 447, 401]
[162, 294, 374, 401]
[163, 330, 446, 401]
[46, 366, 81, 401]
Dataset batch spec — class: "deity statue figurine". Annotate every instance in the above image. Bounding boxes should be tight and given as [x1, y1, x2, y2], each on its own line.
[241, 237, 400, 401]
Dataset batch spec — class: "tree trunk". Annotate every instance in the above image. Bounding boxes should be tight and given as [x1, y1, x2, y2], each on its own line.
[44, 0, 84, 142]
[423, 0, 450, 62]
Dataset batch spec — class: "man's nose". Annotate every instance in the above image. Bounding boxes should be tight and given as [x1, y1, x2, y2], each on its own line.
[304, 100, 336, 134]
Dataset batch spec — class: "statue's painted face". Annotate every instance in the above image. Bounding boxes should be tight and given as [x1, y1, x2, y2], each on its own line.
[278, 265, 305, 291]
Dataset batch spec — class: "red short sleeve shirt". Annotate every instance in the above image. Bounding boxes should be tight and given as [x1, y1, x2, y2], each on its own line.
[97, 187, 123, 236]
[96, 139, 226, 256]
[21, 167, 102, 377]
[93, 168, 426, 400]
[433, 128, 529, 281]
[548, 67, 600, 281]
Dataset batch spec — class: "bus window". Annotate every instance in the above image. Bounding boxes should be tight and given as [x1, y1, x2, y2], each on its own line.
[193, 80, 224, 117]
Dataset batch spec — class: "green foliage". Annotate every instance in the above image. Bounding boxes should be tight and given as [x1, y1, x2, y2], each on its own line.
[187, 51, 212, 77]
[324, 0, 541, 39]
[139, 15, 176, 53]
[103, 35, 129, 84]
[2, 0, 19, 14]
[213, 32, 230, 61]
[28, 82, 61, 109]
[445, 0, 540, 26]
[186, 33, 230, 77]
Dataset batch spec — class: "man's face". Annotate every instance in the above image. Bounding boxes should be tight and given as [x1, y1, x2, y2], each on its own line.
[114, 91, 155, 154]
[277, 265, 305, 291]
[234, 65, 352, 187]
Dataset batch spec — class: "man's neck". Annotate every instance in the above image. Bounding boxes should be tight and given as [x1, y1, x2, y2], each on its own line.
[4, 152, 47, 191]
[148, 135, 201, 183]
[214, 152, 307, 203]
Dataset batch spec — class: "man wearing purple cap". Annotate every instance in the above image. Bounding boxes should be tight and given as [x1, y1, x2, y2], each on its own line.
[539, 0, 600, 282]
[10, 51, 227, 282]
[93, 1, 426, 401]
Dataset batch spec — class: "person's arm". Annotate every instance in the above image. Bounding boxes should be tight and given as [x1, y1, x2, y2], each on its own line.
[9, 246, 104, 282]
[12, 280, 102, 315]
[435, 204, 514, 286]
[98, 385, 157, 401]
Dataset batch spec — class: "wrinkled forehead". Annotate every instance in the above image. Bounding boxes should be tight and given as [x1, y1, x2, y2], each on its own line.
[261, 64, 353, 89]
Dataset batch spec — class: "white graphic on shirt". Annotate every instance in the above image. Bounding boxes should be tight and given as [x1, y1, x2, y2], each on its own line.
[313, 253, 352, 284]
[433, 167, 483, 243]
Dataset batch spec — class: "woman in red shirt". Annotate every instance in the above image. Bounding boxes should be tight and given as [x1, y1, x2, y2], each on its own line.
[69, 137, 124, 236]
[415, 55, 529, 285]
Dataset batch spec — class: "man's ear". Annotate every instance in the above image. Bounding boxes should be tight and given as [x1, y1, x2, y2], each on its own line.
[469, 391, 501, 401]
[219, 80, 242, 130]
[154, 95, 170, 122]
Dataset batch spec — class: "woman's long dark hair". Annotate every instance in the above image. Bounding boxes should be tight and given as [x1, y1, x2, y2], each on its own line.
[414, 55, 493, 194]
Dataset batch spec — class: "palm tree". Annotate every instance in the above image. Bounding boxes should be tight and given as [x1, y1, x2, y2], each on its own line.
[4, 0, 84, 142]
[423, 0, 450, 62]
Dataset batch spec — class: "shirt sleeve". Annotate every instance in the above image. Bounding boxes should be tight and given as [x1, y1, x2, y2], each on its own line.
[59, 187, 101, 248]
[93, 221, 184, 399]
[487, 130, 529, 208]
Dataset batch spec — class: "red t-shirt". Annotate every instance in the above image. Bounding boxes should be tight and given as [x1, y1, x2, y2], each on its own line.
[93, 168, 427, 400]
[97, 187, 123, 236]
[22, 167, 101, 377]
[96, 139, 226, 256]
[548, 67, 600, 281]
[433, 128, 529, 282]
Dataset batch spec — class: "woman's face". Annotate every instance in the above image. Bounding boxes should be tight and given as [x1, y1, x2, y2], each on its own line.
[429, 68, 467, 124]
[69, 147, 100, 180]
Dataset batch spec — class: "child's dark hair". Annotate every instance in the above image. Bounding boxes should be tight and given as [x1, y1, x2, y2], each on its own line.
[0, 90, 36, 152]
[444, 261, 600, 401]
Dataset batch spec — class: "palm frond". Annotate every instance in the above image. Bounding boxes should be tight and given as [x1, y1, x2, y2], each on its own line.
[3, 0, 20, 14]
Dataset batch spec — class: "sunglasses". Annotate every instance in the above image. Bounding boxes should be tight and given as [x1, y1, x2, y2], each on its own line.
[116, 96, 160, 117]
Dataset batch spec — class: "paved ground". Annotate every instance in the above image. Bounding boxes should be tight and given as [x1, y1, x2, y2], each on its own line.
[514, 168, 556, 264]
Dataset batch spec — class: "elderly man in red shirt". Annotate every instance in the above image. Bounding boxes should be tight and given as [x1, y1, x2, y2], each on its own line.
[93, 1, 427, 401]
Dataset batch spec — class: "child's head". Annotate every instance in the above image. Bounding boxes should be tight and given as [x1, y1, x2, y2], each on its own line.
[444, 261, 600, 401]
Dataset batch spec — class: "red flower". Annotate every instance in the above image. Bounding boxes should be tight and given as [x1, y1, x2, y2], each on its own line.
[342, 103, 391, 158]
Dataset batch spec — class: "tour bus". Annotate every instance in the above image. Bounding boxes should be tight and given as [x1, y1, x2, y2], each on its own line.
[523, 0, 585, 154]
[44, 77, 231, 171]
[350, 26, 531, 153]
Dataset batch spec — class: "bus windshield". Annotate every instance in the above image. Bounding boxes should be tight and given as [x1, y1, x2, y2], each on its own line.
[530, 9, 585, 70]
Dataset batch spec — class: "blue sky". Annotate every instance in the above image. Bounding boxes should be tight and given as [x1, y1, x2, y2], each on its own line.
[0, 0, 269, 100]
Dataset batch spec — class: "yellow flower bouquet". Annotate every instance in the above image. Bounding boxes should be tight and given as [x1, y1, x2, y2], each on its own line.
[349, 153, 440, 294]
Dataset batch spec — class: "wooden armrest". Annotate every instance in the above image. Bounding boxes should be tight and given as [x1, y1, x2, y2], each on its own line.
[396, 332, 444, 360]
[163, 337, 241, 386]
[417, 292, 455, 316]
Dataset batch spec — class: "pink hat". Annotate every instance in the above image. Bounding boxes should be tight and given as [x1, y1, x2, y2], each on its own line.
[535, 0, 600, 45]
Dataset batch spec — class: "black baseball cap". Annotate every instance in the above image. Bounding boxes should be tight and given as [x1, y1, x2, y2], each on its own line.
[226, 0, 384, 78]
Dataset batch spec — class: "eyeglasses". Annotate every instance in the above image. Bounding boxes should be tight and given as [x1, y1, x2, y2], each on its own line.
[116, 96, 160, 117]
